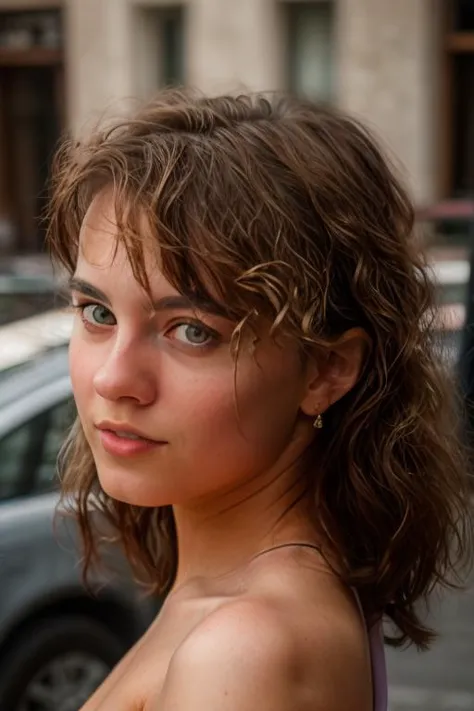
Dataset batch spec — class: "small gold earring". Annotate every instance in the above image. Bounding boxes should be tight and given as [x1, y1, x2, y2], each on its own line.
[313, 414, 323, 429]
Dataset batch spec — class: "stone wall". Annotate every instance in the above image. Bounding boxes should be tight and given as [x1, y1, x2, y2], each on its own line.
[336, 0, 441, 204]
[0, 0, 441, 203]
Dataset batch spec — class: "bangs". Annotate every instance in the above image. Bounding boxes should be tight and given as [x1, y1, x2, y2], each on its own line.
[47, 125, 311, 339]
[110, 190, 253, 325]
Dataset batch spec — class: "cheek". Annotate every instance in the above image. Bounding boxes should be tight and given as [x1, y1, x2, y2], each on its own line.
[173, 352, 303, 470]
[68, 336, 97, 416]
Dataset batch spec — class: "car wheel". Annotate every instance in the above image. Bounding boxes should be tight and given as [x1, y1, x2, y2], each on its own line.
[0, 614, 127, 711]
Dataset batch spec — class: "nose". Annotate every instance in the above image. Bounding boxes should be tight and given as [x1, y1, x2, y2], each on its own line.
[93, 342, 157, 406]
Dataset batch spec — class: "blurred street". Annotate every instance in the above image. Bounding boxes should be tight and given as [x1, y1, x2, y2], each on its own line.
[387, 575, 474, 711]
[1, 1, 474, 709]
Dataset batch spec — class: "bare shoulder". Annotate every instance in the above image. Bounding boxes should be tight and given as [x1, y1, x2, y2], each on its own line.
[155, 591, 372, 711]
[156, 599, 294, 711]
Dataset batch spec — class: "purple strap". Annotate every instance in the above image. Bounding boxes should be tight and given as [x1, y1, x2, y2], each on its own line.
[369, 619, 388, 711]
[352, 590, 388, 711]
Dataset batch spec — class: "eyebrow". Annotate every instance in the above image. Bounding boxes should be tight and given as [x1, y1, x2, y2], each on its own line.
[68, 277, 227, 316]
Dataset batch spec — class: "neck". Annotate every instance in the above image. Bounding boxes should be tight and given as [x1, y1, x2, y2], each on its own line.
[170, 462, 318, 593]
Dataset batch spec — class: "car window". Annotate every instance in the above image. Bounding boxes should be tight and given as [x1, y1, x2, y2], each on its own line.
[0, 397, 76, 501]
[35, 398, 76, 493]
[0, 422, 37, 500]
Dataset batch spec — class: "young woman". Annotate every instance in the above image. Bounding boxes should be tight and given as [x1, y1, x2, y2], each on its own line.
[47, 91, 471, 711]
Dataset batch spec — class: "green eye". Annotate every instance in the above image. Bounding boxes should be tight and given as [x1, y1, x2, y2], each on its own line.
[173, 323, 215, 346]
[83, 304, 116, 326]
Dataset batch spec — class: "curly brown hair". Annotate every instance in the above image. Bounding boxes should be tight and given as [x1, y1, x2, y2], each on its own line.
[47, 90, 472, 649]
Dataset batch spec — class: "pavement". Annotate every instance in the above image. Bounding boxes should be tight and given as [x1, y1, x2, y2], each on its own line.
[387, 576, 474, 710]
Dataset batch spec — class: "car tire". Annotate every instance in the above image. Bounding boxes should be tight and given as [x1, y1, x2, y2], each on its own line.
[0, 614, 127, 711]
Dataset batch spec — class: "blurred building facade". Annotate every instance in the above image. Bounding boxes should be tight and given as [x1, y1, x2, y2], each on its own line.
[0, 0, 472, 254]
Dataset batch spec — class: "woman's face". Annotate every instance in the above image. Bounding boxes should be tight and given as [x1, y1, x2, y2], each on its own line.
[69, 193, 318, 507]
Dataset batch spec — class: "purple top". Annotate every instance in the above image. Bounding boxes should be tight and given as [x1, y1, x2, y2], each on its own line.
[353, 589, 387, 711]
[368, 619, 388, 711]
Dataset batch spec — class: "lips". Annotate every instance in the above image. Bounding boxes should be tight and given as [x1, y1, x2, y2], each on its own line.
[94, 422, 165, 457]
[95, 421, 158, 441]
[96, 429, 164, 457]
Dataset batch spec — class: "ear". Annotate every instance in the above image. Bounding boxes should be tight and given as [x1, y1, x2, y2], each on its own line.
[300, 328, 370, 418]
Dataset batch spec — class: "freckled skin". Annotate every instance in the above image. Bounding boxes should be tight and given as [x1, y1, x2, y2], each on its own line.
[70, 193, 318, 509]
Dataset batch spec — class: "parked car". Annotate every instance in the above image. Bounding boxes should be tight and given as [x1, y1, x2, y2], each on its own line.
[0, 342, 160, 711]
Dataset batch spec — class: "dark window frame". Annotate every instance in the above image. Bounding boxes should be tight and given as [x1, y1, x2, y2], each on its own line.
[0, 396, 75, 502]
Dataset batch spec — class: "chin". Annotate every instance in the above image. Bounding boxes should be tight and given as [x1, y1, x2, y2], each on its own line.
[95, 464, 174, 507]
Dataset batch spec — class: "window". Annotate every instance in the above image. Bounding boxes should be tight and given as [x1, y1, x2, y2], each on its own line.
[287, 2, 334, 102]
[0, 10, 64, 254]
[0, 397, 75, 502]
[453, 0, 474, 31]
[443, 1, 474, 196]
[36, 398, 76, 493]
[160, 8, 184, 87]
[452, 54, 474, 195]
[0, 423, 33, 500]
[133, 6, 185, 98]
[0, 10, 62, 51]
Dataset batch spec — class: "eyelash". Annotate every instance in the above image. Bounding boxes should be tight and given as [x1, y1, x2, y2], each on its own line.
[69, 302, 115, 331]
[170, 322, 220, 349]
[70, 300, 221, 349]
